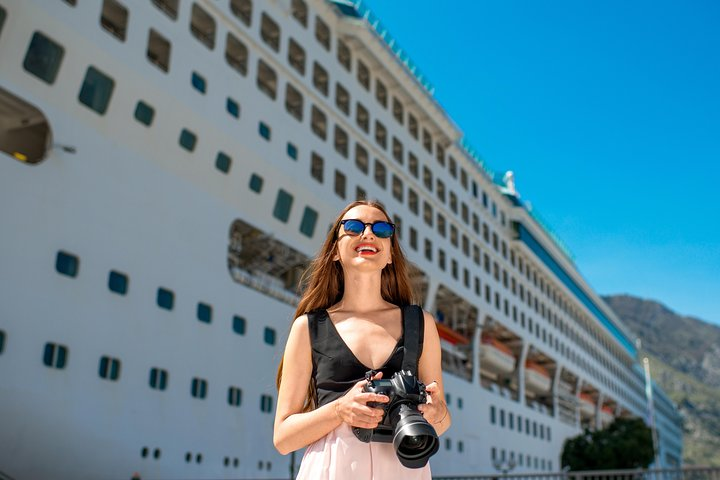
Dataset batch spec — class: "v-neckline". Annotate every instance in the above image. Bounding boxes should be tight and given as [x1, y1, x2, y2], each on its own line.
[323, 308, 404, 371]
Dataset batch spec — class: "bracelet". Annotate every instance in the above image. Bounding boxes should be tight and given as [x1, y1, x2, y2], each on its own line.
[433, 402, 448, 425]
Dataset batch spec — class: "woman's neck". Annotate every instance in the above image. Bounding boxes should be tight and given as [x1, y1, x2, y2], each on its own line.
[332, 271, 390, 314]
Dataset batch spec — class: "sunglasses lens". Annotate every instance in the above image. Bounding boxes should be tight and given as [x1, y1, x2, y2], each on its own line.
[373, 222, 394, 238]
[343, 219, 364, 235]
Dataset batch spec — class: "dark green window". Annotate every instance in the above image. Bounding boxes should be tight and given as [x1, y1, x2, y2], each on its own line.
[264, 327, 276, 345]
[232, 315, 246, 335]
[108, 270, 128, 295]
[249, 174, 263, 193]
[99, 356, 121, 380]
[260, 394, 273, 413]
[287, 142, 297, 160]
[215, 152, 231, 173]
[258, 122, 271, 140]
[56, 251, 79, 277]
[191, 71, 206, 93]
[149, 367, 168, 390]
[134, 101, 155, 126]
[228, 386, 242, 406]
[23, 32, 65, 84]
[43, 342, 68, 369]
[191, 377, 208, 399]
[179, 129, 197, 151]
[157, 287, 174, 310]
[273, 189, 293, 222]
[197, 302, 212, 323]
[299, 206, 318, 238]
[226, 97, 240, 118]
[490, 405, 496, 424]
[78, 66, 115, 115]
[0, 330, 6, 354]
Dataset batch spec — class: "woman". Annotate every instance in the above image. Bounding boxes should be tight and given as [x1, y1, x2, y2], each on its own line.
[273, 200, 451, 479]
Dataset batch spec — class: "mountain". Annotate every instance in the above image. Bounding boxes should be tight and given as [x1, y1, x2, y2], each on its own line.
[603, 294, 720, 466]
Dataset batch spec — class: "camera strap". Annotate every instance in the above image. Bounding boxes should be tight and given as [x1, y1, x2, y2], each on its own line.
[401, 305, 424, 375]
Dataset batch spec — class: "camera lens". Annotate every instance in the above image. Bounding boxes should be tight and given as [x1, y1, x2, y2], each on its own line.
[398, 435, 430, 453]
[391, 404, 439, 468]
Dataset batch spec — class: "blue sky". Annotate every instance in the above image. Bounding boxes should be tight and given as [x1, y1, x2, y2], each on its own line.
[363, 0, 720, 325]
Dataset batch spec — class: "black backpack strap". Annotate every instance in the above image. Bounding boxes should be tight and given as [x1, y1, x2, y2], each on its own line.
[401, 305, 424, 374]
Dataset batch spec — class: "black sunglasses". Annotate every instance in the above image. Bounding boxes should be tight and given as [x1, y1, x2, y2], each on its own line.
[340, 219, 395, 238]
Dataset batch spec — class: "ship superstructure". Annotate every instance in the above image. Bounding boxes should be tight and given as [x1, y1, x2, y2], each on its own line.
[0, 0, 682, 478]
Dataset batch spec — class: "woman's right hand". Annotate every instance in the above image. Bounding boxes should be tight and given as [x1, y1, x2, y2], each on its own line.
[334, 373, 389, 429]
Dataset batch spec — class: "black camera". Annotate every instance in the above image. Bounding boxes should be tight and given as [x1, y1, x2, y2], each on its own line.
[352, 370, 440, 469]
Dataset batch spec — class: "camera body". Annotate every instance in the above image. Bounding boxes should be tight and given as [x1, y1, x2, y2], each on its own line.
[352, 370, 439, 468]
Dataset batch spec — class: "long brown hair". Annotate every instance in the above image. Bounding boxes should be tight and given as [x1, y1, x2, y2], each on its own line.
[276, 200, 416, 411]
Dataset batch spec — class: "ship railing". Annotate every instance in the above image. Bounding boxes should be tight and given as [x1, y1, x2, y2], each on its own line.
[434, 466, 720, 480]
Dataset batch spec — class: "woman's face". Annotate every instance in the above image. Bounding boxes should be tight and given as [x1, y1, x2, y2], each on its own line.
[334, 205, 393, 272]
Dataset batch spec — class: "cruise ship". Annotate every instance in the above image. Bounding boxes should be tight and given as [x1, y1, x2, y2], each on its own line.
[0, 0, 683, 478]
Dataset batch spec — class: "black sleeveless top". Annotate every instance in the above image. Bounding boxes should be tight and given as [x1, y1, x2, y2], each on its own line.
[308, 306, 424, 407]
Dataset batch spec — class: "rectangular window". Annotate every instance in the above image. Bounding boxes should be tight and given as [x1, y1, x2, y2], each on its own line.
[392, 137, 403, 164]
[409, 227, 418, 250]
[178, 128, 197, 151]
[216, 151, 232, 173]
[392, 175, 403, 202]
[315, 16, 330, 50]
[23, 32, 65, 85]
[273, 189, 293, 223]
[408, 153, 419, 178]
[357, 60, 370, 90]
[311, 152, 324, 183]
[460, 167, 468, 189]
[422, 128, 432, 154]
[374, 121, 387, 149]
[258, 121, 271, 140]
[335, 83, 350, 115]
[312, 62, 329, 96]
[225, 33, 248, 75]
[264, 327, 277, 345]
[43, 342, 68, 369]
[374, 159, 386, 189]
[260, 13, 280, 52]
[311, 106, 327, 140]
[356, 103, 369, 133]
[191, 377, 208, 399]
[228, 386, 243, 406]
[230, 0, 252, 26]
[392, 97, 404, 124]
[423, 166, 433, 192]
[438, 249, 446, 271]
[408, 189, 418, 214]
[408, 113, 418, 139]
[375, 79, 387, 108]
[191, 71, 206, 93]
[100, 0, 128, 42]
[437, 214, 446, 237]
[356, 186, 367, 200]
[423, 201, 433, 227]
[190, 3, 215, 49]
[354, 143, 369, 174]
[151, 0, 178, 19]
[285, 83, 303, 121]
[448, 153, 457, 177]
[260, 394, 274, 413]
[424, 239, 433, 261]
[334, 170, 346, 199]
[334, 126, 348, 158]
[108, 270, 128, 295]
[256, 59, 277, 99]
[78, 66, 115, 115]
[300, 207, 318, 238]
[436, 179, 445, 203]
[291, 0, 308, 27]
[249, 173, 263, 193]
[197, 302, 212, 323]
[287, 142, 298, 160]
[56, 250, 79, 277]
[226, 97, 240, 119]
[149, 367, 168, 390]
[99, 356, 121, 380]
[450, 192, 458, 213]
[337, 39, 351, 70]
[156, 287, 174, 310]
[288, 38, 306, 75]
[134, 100, 155, 126]
[436, 144, 445, 166]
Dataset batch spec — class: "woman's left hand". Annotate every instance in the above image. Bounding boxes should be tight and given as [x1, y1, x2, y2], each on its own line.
[417, 381, 447, 425]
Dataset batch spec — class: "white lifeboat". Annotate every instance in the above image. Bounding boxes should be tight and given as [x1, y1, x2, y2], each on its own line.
[479, 334, 515, 376]
[579, 393, 596, 417]
[524, 360, 551, 393]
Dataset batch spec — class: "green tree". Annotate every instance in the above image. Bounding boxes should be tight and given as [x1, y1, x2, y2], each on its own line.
[561, 417, 655, 470]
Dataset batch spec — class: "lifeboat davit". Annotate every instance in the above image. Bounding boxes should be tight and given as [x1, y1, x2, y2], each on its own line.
[436, 322, 470, 346]
[479, 334, 515, 375]
[524, 360, 551, 393]
[579, 393, 596, 417]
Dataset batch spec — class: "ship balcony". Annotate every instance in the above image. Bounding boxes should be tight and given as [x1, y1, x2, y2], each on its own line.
[579, 393, 596, 418]
[434, 285, 477, 382]
[599, 405, 615, 427]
